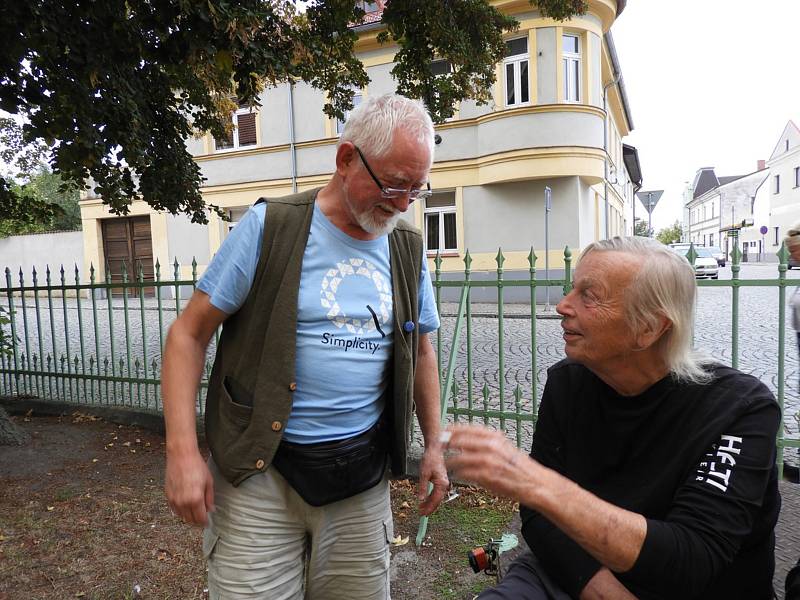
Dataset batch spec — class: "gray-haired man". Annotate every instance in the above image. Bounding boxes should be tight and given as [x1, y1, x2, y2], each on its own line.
[447, 237, 780, 600]
[162, 94, 449, 598]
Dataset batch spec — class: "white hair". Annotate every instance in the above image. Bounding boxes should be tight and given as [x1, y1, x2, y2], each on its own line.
[580, 236, 713, 385]
[785, 223, 800, 251]
[338, 93, 434, 162]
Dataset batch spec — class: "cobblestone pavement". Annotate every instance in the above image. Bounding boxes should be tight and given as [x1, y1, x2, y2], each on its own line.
[2, 264, 799, 461]
[422, 263, 800, 467]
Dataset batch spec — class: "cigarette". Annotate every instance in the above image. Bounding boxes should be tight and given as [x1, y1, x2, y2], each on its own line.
[439, 431, 452, 444]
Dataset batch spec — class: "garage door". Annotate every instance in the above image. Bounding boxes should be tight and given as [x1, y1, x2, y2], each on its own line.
[101, 216, 154, 296]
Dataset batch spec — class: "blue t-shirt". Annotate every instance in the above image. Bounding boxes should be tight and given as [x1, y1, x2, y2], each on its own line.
[198, 202, 440, 443]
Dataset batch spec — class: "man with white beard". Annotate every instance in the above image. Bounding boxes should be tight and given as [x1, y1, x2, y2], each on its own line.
[162, 94, 448, 599]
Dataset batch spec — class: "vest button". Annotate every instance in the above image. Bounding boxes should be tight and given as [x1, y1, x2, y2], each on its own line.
[255, 459, 265, 469]
[271, 421, 283, 432]
[289, 382, 297, 391]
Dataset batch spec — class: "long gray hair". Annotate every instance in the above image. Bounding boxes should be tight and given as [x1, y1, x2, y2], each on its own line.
[784, 223, 800, 252]
[338, 93, 434, 164]
[579, 237, 713, 384]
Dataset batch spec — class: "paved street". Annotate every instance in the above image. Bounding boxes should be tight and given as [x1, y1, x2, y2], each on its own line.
[2, 264, 800, 464]
[427, 263, 800, 467]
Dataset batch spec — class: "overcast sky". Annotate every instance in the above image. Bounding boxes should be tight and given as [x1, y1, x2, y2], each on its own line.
[611, 0, 800, 231]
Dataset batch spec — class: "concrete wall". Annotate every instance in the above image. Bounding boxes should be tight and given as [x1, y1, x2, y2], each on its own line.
[0, 231, 84, 282]
[536, 28, 558, 104]
[166, 214, 211, 267]
[461, 177, 582, 254]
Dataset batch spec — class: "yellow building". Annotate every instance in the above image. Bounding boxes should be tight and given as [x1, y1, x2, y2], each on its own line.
[80, 0, 638, 295]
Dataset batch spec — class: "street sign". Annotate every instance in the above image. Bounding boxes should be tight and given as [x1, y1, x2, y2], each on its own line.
[635, 190, 664, 214]
[760, 225, 769, 235]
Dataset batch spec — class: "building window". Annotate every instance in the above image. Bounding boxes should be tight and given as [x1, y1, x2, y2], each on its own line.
[562, 33, 581, 103]
[424, 192, 457, 253]
[703, 205, 707, 220]
[431, 59, 452, 76]
[786, 139, 790, 152]
[336, 88, 363, 135]
[503, 37, 529, 107]
[774, 174, 781, 194]
[709, 233, 715, 247]
[356, 0, 379, 12]
[214, 107, 257, 151]
[226, 207, 248, 232]
[795, 166, 799, 187]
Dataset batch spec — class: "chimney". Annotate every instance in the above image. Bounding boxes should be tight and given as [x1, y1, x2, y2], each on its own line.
[757, 159, 766, 171]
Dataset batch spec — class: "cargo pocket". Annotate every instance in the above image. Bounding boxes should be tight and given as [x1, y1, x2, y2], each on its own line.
[383, 518, 394, 546]
[221, 376, 253, 427]
[202, 526, 220, 561]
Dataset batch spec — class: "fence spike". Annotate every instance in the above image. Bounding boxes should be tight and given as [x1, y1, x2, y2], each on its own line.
[192, 257, 198, 282]
[74, 263, 80, 285]
[495, 248, 505, 269]
[32, 265, 38, 286]
[121, 261, 129, 283]
[463, 250, 472, 274]
[59, 264, 65, 284]
[434, 251, 442, 273]
[777, 241, 789, 265]
[686, 243, 698, 266]
[155, 259, 161, 281]
[730, 240, 743, 266]
[46, 265, 52, 285]
[89, 263, 95, 284]
[528, 247, 537, 269]
[105, 260, 112, 283]
[137, 260, 145, 282]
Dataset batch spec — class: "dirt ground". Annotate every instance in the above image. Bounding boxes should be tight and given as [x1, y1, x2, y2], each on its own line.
[0, 413, 516, 600]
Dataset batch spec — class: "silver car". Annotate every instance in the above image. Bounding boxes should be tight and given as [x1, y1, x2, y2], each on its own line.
[669, 245, 720, 279]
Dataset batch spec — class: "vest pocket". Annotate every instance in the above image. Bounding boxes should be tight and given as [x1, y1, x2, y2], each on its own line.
[221, 376, 254, 427]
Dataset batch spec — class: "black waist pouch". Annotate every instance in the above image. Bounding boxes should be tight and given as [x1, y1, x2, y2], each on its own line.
[271, 420, 388, 507]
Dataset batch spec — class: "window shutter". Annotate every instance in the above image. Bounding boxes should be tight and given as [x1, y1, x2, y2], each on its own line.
[237, 112, 257, 146]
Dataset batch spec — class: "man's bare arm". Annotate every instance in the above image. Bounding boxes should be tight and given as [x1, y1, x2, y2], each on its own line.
[445, 425, 646, 572]
[163, 291, 228, 526]
[414, 333, 449, 515]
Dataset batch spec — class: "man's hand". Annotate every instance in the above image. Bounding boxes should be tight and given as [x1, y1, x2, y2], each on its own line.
[443, 424, 534, 502]
[418, 443, 449, 516]
[165, 449, 215, 527]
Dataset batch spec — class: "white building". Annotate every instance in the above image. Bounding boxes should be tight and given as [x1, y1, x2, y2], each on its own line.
[685, 166, 767, 259]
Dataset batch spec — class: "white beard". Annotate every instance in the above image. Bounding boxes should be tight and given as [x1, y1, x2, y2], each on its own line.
[345, 195, 402, 237]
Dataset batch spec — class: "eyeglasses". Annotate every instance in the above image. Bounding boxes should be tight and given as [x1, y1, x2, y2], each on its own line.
[354, 145, 432, 201]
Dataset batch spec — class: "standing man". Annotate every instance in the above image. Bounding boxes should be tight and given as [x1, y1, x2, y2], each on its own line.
[163, 94, 449, 598]
[446, 237, 780, 600]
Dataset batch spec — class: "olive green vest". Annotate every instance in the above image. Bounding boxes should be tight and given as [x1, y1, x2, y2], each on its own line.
[205, 188, 423, 486]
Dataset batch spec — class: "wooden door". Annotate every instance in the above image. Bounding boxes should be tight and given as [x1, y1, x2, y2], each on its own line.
[102, 217, 154, 296]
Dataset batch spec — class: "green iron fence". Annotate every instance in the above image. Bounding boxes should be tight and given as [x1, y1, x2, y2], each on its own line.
[1, 242, 799, 484]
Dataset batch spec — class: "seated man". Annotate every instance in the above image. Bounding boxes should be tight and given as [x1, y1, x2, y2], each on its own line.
[445, 237, 781, 600]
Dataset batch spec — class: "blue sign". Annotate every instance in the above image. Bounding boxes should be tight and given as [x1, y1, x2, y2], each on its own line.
[760, 225, 768, 235]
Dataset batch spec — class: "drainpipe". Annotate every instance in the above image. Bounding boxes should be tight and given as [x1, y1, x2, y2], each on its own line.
[603, 74, 620, 240]
[288, 80, 298, 193]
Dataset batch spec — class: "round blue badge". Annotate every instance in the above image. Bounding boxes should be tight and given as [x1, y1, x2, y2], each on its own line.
[403, 321, 415, 332]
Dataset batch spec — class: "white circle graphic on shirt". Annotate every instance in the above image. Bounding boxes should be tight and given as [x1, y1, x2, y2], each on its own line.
[320, 258, 391, 334]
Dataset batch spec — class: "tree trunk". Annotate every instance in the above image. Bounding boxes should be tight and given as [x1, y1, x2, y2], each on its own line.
[0, 406, 30, 446]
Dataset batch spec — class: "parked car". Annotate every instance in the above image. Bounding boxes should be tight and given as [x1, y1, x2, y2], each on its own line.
[707, 246, 726, 267]
[669, 244, 719, 279]
[790, 255, 800, 270]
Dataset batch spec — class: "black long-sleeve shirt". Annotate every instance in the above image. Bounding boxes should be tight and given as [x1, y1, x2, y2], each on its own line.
[521, 360, 781, 600]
